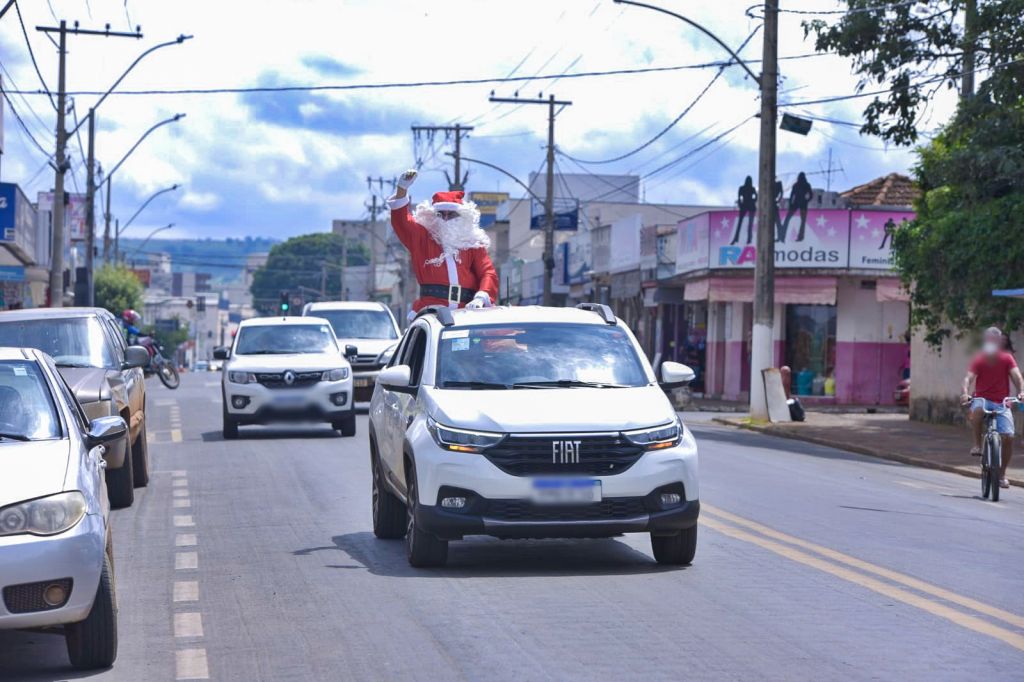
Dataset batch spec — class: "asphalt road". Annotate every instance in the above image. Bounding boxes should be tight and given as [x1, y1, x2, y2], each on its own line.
[2, 373, 1023, 681]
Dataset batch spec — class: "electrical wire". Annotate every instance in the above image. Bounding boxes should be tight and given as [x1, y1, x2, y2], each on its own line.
[775, 0, 921, 15]
[0, 86, 54, 162]
[14, 0, 57, 111]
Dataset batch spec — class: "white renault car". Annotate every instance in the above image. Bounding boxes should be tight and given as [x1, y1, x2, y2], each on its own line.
[368, 304, 699, 567]
[301, 301, 401, 403]
[216, 316, 356, 438]
[0, 347, 126, 669]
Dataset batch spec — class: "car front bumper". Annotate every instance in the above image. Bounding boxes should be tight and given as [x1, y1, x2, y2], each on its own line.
[0, 514, 105, 629]
[223, 378, 353, 423]
[352, 369, 381, 403]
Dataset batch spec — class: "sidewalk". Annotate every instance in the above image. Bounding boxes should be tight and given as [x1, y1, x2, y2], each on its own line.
[711, 411, 1024, 487]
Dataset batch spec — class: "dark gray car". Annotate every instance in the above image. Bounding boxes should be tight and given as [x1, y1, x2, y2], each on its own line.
[0, 308, 150, 508]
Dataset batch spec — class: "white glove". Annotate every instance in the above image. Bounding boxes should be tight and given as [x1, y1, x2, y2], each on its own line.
[466, 292, 491, 309]
[397, 169, 418, 190]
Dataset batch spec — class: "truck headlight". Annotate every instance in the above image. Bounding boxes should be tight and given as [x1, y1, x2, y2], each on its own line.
[623, 419, 682, 450]
[228, 371, 256, 384]
[427, 417, 504, 453]
[0, 492, 88, 537]
[322, 368, 350, 382]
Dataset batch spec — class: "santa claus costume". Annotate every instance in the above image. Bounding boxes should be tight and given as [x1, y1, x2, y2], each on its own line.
[387, 176, 499, 314]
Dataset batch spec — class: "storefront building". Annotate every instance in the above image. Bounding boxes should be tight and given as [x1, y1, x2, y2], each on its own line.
[664, 204, 913, 405]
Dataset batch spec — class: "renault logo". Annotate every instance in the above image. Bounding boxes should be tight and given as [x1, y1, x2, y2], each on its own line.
[283, 370, 296, 386]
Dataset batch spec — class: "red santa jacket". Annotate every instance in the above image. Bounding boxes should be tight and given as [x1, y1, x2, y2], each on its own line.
[389, 198, 499, 312]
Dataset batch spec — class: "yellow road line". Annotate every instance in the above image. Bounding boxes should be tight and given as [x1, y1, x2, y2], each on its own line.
[701, 515, 1024, 652]
[703, 503, 1024, 630]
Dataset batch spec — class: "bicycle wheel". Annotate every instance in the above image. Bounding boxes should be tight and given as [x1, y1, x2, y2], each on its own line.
[158, 361, 181, 389]
[981, 438, 993, 499]
[991, 437, 1002, 503]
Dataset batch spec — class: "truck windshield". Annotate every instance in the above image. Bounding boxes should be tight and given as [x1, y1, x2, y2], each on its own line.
[435, 324, 649, 389]
[316, 310, 397, 340]
[234, 324, 338, 355]
[0, 361, 61, 441]
[0, 317, 118, 369]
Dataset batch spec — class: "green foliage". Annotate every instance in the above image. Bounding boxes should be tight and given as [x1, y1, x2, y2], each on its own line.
[805, 0, 1024, 145]
[143, 317, 190, 352]
[249, 233, 369, 314]
[94, 265, 143, 317]
[891, 96, 1024, 346]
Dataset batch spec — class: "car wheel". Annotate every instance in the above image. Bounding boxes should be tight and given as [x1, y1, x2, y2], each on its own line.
[222, 403, 239, 440]
[405, 464, 447, 567]
[371, 444, 406, 539]
[651, 526, 697, 565]
[333, 414, 357, 437]
[105, 436, 135, 509]
[66, 550, 118, 670]
[132, 422, 149, 488]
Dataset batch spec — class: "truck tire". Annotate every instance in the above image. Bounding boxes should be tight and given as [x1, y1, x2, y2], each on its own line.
[405, 466, 448, 567]
[372, 445, 406, 539]
[651, 526, 697, 565]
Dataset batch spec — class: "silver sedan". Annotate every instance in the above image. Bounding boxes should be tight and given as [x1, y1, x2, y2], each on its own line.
[0, 347, 126, 670]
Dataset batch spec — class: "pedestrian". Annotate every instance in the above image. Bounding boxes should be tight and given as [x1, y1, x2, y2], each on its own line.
[781, 172, 814, 242]
[730, 176, 757, 245]
[961, 326, 1024, 489]
[387, 169, 499, 315]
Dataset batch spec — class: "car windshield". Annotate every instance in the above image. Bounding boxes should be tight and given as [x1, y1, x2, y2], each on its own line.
[435, 323, 649, 389]
[0, 317, 118, 369]
[316, 310, 398, 340]
[0, 361, 61, 441]
[234, 324, 338, 355]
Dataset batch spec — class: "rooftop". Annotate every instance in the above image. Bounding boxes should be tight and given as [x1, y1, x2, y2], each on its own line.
[840, 173, 920, 208]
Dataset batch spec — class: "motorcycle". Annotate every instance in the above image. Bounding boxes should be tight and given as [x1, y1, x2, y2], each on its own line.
[136, 335, 181, 389]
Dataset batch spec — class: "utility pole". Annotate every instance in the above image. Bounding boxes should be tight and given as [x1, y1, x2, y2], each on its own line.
[961, 0, 976, 98]
[750, 0, 779, 421]
[84, 109, 96, 304]
[489, 94, 572, 306]
[411, 124, 474, 191]
[103, 172, 112, 263]
[366, 191, 379, 301]
[340, 238, 349, 301]
[320, 263, 327, 299]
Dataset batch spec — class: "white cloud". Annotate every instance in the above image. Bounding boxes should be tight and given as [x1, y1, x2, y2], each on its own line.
[180, 191, 220, 210]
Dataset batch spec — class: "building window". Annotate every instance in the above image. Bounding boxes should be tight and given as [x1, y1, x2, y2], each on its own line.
[785, 304, 836, 395]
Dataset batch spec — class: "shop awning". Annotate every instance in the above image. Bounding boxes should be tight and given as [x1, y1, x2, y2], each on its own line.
[876, 278, 910, 302]
[684, 276, 837, 305]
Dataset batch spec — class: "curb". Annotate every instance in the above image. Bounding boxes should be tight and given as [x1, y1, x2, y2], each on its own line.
[709, 417, 1024, 488]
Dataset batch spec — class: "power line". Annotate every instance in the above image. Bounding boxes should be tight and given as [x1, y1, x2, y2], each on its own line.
[14, 0, 58, 110]
[0, 86, 55, 162]
[774, 0, 920, 15]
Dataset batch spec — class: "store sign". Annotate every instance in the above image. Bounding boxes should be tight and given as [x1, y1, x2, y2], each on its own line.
[0, 266, 25, 282]
[676, 213, 710, 275]
[469, 191, 509, 228]
[706, 209, 850, 270]
[530, 197, 579, 231]
[848, 210, 914, 270]
[0, 182, 35, 245]
[564, 234, 592, 285]
[37, 191, 88, 241]
[609, 214, 642, 273]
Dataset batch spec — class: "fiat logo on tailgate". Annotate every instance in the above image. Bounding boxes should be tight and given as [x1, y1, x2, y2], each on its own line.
[283, 370, 296, 385]
[552, 440, 582, 464]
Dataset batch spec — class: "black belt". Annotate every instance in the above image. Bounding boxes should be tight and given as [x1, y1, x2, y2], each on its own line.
[420, 283, 477, 304]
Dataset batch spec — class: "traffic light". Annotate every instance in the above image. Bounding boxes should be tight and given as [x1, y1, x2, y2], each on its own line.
[196, 296, 206, 313]
[279, 291, 290, 314]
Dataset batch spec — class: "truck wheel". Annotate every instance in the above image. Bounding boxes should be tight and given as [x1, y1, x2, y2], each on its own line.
[651, 526, 697, 565]
[372, 445, 406, 539]
[66, 550, 118, 670]
[405, 466, 447, 567]
[333, 414, 357, 437]
[132, 422, 149, 488]
[105, 437, 135, 509]
[222, 404, 239, 440]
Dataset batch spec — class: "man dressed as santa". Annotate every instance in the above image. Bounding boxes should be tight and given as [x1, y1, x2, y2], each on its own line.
[387, 169, 499, 313]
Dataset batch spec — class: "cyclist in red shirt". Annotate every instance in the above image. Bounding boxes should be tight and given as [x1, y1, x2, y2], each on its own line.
[961, 327, 1024, 488]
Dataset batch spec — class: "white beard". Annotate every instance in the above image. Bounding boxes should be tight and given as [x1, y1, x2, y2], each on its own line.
[412, 200, 491, 266]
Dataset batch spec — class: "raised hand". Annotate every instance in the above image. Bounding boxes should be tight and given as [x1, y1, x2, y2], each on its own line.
[395, 169, 418, 198]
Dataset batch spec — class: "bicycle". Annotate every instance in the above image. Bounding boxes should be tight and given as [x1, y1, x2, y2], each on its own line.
[969, 397, 1019, 502]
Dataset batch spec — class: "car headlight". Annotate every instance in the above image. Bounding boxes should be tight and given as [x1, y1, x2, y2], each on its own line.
[228, 371, 256, 384]
[322, 367, 350, 382]
[427, 417, 504, 453]
[0, 492, 88, 537]
[378, 345, 398, 365]
[623, 419, 682, 450]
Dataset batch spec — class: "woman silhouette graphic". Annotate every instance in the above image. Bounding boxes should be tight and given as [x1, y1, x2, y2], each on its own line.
[731, 176, 757, 245]
[781, 172, 814, 242]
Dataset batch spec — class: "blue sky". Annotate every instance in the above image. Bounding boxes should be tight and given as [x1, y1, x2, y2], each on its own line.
[0, 0, 948, 241]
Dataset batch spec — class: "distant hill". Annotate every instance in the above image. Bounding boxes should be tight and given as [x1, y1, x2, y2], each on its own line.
[118, 236, 279, 285]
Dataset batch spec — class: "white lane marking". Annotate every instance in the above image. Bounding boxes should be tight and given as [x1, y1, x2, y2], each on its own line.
[173, 515, 195, 527]
[171, 470, 187, 477]
[176, 648, 209, 680]
[171, 429, 183, 443]
[173, 498, 191, 509]
[203, 381, 219, 388]
[173, 488, 189, 498]
[174, 612, 204, 638]
[173, 479, 188, 488]
[175, 533, 197, 547]
[156, 398, 177, 407]
[173, 581, 199, 603]
[175, 552, 198, 570]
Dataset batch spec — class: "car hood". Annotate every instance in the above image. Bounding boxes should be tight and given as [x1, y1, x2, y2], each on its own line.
[227, 353, 350, 372]
[0, 440, 71, 508]
[335, 338, 396, 357]
[59, 367, 114, 404]
[424, 386, 676, 433]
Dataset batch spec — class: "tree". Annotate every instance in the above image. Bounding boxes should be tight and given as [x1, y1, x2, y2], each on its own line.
[805, 0, 1024, 145]
[249, 232, 369, 314]
[94, 265, 143, 317]
[145, 316, 190, 352]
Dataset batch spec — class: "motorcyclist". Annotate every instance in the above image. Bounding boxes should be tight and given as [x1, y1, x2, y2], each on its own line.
[121, 309, 142, 343]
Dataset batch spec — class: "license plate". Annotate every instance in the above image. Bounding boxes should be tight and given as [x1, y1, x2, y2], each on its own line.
[354, 378, 370, 388]
[530, 478, 602, 505]
[273, 393, 306, 407]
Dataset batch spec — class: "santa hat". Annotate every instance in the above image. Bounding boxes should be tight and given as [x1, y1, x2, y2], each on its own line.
[431, 190, 464, 213]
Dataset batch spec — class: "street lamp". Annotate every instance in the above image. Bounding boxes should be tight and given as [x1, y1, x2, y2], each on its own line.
[447, 152, 545, 204]
[613, 0, 778, 421]
[115, 184, 180, 263]
[102, 113, 186, 263]
[125, 223, 174, 263]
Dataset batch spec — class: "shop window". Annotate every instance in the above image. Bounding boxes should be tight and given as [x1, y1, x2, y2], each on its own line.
[785, 305, 836, 396]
